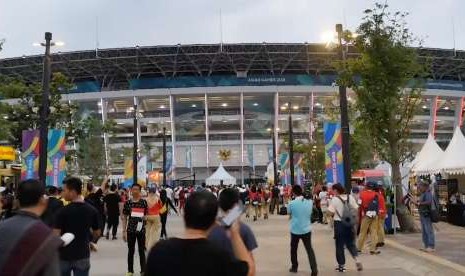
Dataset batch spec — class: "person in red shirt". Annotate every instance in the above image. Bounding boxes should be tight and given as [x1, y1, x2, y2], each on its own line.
[376, 185, 387, 247]
[357, 182, 381, 254]
[249, 185, 260, 221]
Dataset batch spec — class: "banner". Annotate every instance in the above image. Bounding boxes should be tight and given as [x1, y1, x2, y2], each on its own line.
[46, 129, 66, 187]
[324, 122, 345, 186]
[124, 156, 147, 187]
[185, 146, 193, 169]
[165, 146, 173, 185]
[21, 130, 40, 180]
[137, 156, 147, 187]
[247, 144, 255, 170]
[267, 145, 273, 163]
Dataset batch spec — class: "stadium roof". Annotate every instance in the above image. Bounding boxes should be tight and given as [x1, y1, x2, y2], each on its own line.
[0, 43, 464, 91]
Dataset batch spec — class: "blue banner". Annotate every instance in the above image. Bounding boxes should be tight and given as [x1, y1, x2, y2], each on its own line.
[324, 122, 345, 186]
[247, 144, 255, 170]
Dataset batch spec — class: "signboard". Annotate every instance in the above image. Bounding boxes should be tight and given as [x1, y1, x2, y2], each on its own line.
[46, 129, 66, 187]
[324, 122, 345, 186]
[0, 146, 15, 161]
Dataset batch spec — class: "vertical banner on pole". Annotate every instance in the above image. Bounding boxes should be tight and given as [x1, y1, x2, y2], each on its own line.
[123, 159, 134, 188]
[137, 156, 147, 187]
[324, 122, 345, 186]
[186, 146, 193, 169]
[278, 150, 289, 185]
[46, 129, 66, 187]
[267, 145, 273, 163]
[247, 144, 255, 171]
[21, 130, 40, 180]
[165, 146, 173, 185]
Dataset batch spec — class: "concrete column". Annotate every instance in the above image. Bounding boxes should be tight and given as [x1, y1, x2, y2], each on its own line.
[428, 96, 439, 136]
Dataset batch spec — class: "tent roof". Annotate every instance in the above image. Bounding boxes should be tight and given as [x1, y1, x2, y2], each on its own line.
[436, 127, 465, 175]
[412, 135, 444, 175]
[206, 164, 236, 186]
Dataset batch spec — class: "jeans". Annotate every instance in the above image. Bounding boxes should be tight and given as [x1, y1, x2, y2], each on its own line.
[127, 231, 146, 273]
[334, 221, 358, 266]
[106, 214, 119, 238]
[357, 216, 378, 252]
[290, 232, 318, 273]
[60, 258, 90, 276]
[270, 197, 279, 214]
[160, 213, 168, 239]
[420, 215, 435, 249]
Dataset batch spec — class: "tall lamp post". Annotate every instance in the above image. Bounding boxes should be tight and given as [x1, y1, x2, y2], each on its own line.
[38, 32, 53, 186]
[157, 127, 167, 187]
[336, 23, 352, 193]
[133, 104, 138, 187]
[288, 102, 295, 186]
[267, 127, 279, 186]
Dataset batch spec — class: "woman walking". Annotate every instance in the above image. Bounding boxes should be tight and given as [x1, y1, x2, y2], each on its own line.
[327, 183, 363, 273]
[146, 187, 162, 249]
[159, 189, 178, 240]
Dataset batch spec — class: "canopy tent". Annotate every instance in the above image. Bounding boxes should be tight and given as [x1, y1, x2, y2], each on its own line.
[435, 127, 465, 175]
[411, 134, 444, 176]
[206, 164, 236, 186]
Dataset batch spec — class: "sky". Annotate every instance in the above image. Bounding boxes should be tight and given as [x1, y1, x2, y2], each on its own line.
[0, 0, 464, 58]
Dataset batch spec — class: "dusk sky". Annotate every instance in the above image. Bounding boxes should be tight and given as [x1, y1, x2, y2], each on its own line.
[0, 0, 463, 58]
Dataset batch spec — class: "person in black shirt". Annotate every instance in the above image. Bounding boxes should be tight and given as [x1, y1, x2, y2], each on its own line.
[147, 191, 254, 276]
[159, 189, 178, 240]
[122, 184, 148, 276]
[42, 186, 64, 227]
[104, 184, 121, 240]
[270, 185, 280, 214]
[53, 177, 100, 276]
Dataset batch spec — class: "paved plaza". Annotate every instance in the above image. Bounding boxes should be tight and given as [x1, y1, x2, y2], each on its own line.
[90, 215, 465, 276]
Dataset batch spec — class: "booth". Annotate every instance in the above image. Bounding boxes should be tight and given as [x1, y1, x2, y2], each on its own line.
[206, 164, 236, 186]
[434, 128, 465, 226]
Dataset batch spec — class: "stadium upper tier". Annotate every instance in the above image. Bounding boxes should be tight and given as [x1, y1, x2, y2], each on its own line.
[0, 43, 464, 91]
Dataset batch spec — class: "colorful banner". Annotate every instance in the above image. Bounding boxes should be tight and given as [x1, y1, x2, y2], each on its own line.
[46, 129, 66, 187]
[21, 130, 40, 180]
[324, 122, 345, 186]
[124, 156, 148, 187]
[123, 158, 134, 188]
[21, 129, 66, 187]
[267, 145, 273, 163]
[137, 156, 147, 187]
[165, 146, 173, 185]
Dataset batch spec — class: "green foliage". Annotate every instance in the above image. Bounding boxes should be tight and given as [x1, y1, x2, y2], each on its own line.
[292, 132, 326, 185]
[75, 117, 113, 183]
[0, 73, 77, 148]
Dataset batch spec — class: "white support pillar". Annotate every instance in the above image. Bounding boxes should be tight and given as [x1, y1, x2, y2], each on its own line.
[100, 98, 110, 171]
[205, 93, 210, 170]
[240, 92, 244, 186]
[428, 96, 439, 137]
[169, 95, 176, 180]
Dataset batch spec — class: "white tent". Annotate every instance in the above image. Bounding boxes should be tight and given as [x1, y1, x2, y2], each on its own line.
[435, 127, 465, 175]
[411, 134, 444, 176]
[206, 164, 236, 186]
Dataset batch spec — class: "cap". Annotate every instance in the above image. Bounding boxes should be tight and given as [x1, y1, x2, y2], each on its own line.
[366, 181, 377, 189]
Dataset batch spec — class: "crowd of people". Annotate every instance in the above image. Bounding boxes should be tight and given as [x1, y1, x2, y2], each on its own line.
[0, 176, 438, 276]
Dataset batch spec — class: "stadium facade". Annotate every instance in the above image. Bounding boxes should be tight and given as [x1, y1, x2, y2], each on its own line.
[1, 43, 464, 183]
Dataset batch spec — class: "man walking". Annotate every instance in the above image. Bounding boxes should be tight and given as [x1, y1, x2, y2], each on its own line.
[42, 185, 64, 227]
[288, 185, 318, 276]
[146, 191, 254, 276]
[104, 184, 121, 240]
[270, 185, 280, 215]
[54, 177, 101, 276]
[122, 184, 148, 276]
[415, 181, 435, 252]
[357, 181, 381, 255]
[0, 179, 62, 276]
[208, 188, 258, 274]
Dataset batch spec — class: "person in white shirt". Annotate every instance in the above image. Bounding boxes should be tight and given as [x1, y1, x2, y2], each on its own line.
[318, 186, 329, 224]
[327, 183, 363, 273]
[165, 187, 174, 203]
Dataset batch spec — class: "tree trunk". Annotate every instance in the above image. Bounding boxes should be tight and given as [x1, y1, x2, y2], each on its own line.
[392, 160, 418, 233]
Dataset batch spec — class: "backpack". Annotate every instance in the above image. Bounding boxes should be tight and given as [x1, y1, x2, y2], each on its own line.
[336, 196, 357, 228]
[366, 194, 379, 218]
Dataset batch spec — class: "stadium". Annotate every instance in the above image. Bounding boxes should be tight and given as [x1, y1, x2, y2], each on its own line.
[1, 43, 464, 183]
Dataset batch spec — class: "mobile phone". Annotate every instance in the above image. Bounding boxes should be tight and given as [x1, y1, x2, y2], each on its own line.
[220, 205, 244, 228]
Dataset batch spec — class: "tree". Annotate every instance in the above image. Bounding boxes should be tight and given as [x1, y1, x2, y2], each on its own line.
[293, 134, 326, 186]
[0, 73, 77, 148]
[340, 3, 428, 232]
[76, 117, 116, 183]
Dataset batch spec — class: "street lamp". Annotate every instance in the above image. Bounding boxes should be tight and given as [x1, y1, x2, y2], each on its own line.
[133, 104, 138, 187]
[37, 32, 52, 186]
[267, 127, 279, 186]
[336, 24, 352, 193]
[287, 102, 295, 186]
